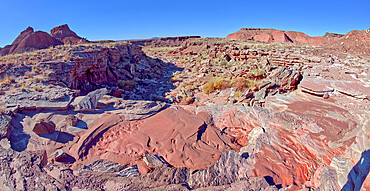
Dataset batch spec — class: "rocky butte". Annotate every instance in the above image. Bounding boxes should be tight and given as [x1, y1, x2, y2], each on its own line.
[0, 24, 87, 56]
[0, 25, 369, 190]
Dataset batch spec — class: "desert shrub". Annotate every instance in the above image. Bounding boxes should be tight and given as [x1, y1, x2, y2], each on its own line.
[229, 77, 248, 91]
[118, 79, 137, 90]
[235, 91, 242, 98]
[0, 75, 16, 85]
[182, 96, 194, 105]
[213, 78, 229, 90]
[203, 82, 214, 94]
[33, 86, 41, 92]
[245, 79, 260, 88]
[220, 59, 228, 65]
[250, 68, 265, 75]
[213, 78, 224, 90]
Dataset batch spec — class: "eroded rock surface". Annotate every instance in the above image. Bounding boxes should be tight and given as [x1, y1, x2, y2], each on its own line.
[0, 31, 369, 190]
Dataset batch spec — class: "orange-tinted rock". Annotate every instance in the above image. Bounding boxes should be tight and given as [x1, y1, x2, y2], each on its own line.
[77, 107, 238, 171]
[226, 28, 269, 40]
[322, 29, 370, 56]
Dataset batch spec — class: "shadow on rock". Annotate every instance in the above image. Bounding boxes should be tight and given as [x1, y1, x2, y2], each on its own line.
[9, 114, 30, 152]
[342, 150, 370, 191]
[264, 176, 282, 189]
[39, 131, 75, 144]
[9, 132, 30, 152]
[57, 153, 76, 164]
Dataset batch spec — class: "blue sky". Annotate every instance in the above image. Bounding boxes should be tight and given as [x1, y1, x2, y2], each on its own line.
[0, 0, 369, 47]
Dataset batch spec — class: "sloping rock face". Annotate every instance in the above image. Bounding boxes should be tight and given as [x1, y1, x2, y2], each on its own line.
[10, 31, 62, 54]
[75, 107, 239, 172]
[322, 29, 370, 56]
[0, 27, 62, 55]
[11, 26, 34, 45]
[50, 24, 87, 44]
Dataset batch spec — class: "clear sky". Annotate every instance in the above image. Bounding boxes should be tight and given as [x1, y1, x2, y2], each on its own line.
[0, 0, 369, 47]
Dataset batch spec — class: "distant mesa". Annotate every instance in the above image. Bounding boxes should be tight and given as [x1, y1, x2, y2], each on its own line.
[0, 24, 88, 56]
[226, 28, 333, 45]
[227, 27, 370, 55]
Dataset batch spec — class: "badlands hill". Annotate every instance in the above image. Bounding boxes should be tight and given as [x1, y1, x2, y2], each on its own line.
[0, 24, 87, 56]
[0, 25, 369, 190]
[227, 28, 370, 56]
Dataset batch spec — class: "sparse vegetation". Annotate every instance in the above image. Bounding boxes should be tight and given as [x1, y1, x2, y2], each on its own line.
[203, 82, 215, 94]
[33, 86, 41, 92]
[0, 75, 16, 86]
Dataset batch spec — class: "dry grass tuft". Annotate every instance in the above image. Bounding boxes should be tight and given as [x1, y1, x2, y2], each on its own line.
[203, 82, 215, 94]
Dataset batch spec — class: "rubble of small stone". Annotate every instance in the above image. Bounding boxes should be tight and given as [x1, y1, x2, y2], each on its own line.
[0, 27, 369, 191]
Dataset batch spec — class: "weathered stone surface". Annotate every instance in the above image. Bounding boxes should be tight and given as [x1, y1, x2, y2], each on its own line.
[341, 150, 370, 191]
[50, 149, 67, 161]
[65, 114, 79, 126]
[84, 159, 127, 173]
[118, 165, 140, 177]
[4, 87, 75, 111]
[188, 150, 248, 189]
[143, 154, 169, 168]
[50, 24, 87, 44]
[33, 119, 56, 135]
[80, 107, 238, 173]
[312, 166, 341, 191]
[75, 88, 107, 111]
[0, 114, 12, 139]
[120, 100, 167, 120]
[0, 149, 61, 190]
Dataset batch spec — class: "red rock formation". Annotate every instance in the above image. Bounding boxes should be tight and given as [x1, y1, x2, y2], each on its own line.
[0, 24, 87, 56]
[9, 31, 62, 54]
[0, 26, 62, 55]
[11, 26, 34, 45]
[72, 107, 239, 172]
[50, 24, 87, 44]
[226, 28, 269, 40]
[322, 29, 370, 56]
